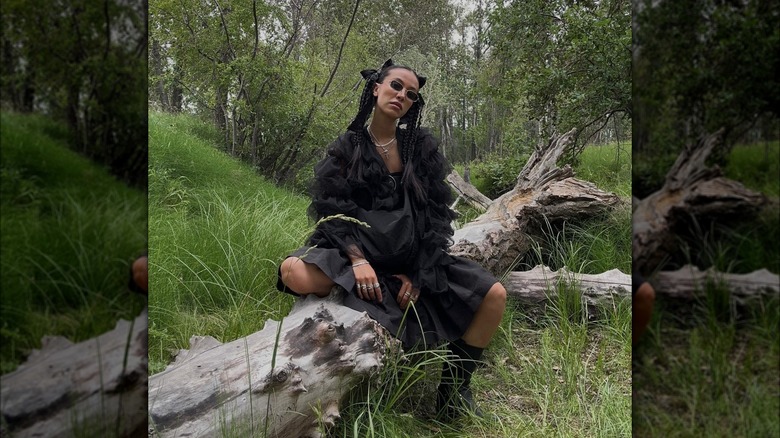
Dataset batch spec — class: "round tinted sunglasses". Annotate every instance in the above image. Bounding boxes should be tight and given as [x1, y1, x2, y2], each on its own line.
[387, 80, 419, 102]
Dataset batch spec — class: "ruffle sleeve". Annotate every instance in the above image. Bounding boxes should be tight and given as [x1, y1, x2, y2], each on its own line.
[306, 132, 363, 257]
[407, 128, 459, 297]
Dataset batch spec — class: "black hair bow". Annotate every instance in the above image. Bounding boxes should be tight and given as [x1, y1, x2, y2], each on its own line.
[360, 59, 394, 82]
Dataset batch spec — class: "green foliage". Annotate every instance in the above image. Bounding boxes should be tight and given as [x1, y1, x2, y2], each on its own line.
[574, 142, 632, 198]
[634, 0, 780, 162]
[524, 206, 631, 277]
[2, 0, 147, 186]
[0, 112, 146, 373]
[471, 153, 528, 199]
[724, 141, 780, 197]
[489, 0, 631, 145]
[148, 111, 310, 373]
[673, 205, 780, 276]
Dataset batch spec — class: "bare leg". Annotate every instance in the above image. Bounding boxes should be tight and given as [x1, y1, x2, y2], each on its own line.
[461, 282, 507, 348]
[279, 257, 336, 297]
[633, 282, 655, 345]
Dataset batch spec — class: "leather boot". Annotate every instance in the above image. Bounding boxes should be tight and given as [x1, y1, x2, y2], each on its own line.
[436, 338, 484, 421]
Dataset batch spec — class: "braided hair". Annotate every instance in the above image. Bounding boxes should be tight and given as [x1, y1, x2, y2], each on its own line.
[346, 59, 428, 204]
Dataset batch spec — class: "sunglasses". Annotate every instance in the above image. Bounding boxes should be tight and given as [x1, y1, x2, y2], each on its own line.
[387, 80, 419, 102]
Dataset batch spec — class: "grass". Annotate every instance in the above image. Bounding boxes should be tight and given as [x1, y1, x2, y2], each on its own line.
[0, 111, 147, 374]
[147, 111, 310, 373]
[575, 141, 632, 199]
[724, 140, 780, 197]
[633, 294, 779, 438]
[149, 112, 631, 436]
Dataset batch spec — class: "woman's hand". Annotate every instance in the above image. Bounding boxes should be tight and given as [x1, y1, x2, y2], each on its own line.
[352, 260, 382, 302]
[393, 274, 419, 309]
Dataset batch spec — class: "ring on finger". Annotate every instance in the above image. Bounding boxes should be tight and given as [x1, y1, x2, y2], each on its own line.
[404, 292, 411, 297]
[360, 284, 368, 290]
[373, 282, 380, 288]
[367, 284, 374, 289]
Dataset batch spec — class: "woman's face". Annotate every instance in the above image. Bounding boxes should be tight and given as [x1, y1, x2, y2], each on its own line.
[373, 68, 420, 120]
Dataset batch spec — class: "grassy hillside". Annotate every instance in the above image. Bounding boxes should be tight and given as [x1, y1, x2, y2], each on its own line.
[0, 111, 147, 374]
[148, 111, 310, 373]
[148, 111, 631, 437]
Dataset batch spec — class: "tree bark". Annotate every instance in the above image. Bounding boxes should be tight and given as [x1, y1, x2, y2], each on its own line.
[633, 129, 768, 274]
[446, 169, 491, 211]
[652, 265, 779, 305]
[449, 129, 622, 275]
[0, 311, 148, 438]
[148, 288, 395, 438]
[505, 265, 630, 307]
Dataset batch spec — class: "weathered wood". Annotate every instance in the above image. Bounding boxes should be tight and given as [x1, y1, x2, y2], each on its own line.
[446, 170, 491, 211]
[0, 310, 148, 438]
[633, 130, 767, 274]
[505, 265, 631, 307]
[148, 288, 397, 438]
[652, 265, 779, 304]
[450, 129, 621, 275]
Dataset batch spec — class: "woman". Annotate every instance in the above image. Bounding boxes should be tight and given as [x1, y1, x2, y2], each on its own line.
[277, 59, 506, 420]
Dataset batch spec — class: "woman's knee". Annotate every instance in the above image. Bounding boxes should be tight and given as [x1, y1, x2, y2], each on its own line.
[280, 257, 303, 290]
[486, 282, 507, 310]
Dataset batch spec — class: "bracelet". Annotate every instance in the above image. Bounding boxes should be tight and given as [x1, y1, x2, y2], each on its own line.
[351, 261, 369, 268]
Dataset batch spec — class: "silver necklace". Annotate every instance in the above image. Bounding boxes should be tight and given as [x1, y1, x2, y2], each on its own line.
[368, 126, 395, 159]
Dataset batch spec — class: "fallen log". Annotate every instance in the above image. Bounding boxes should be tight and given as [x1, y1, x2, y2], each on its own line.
[0, 310, 148, 438]
[148, 288, 396, 438]
[633, 129, 767, 274]
[446, 169, 491, 211]
[505, 265, 631, 307]
[652, 265, 779, 304]
[449, 129, 622, 276]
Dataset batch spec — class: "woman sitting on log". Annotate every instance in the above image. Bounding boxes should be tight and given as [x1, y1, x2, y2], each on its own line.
[278, 59, 507, 420]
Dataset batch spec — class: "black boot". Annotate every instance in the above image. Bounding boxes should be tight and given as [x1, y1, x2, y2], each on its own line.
[436, 338, 484, 421]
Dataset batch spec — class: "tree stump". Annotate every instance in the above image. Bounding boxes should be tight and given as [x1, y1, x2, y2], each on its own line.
[148, 288, 397, 438]
[0, 310, 148, 438]
[449, 129, 622, 275]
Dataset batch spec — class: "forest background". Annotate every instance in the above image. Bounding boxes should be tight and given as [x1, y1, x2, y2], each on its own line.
[149, 0, 632, 196]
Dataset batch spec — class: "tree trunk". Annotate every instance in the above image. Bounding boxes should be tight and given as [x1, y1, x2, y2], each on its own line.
[449, 129, 622, 275]
[148, 288, 396, 438]
[632, 129, 767, 274]
[0, 311, 148, 438]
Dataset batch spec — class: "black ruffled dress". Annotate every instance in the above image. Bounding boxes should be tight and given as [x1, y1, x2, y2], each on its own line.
[277, 127, 497, 350]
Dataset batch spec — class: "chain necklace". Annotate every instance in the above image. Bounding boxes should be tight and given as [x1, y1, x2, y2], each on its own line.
[367, 125, 395, 159]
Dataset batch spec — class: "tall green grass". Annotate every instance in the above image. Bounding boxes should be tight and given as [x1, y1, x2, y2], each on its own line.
[575, 142, 632, 199]
[633, 294, 779, 438]
[724, 140, 780, 197]
[148, 111, 310, 374]
[0, 111, 147, 374]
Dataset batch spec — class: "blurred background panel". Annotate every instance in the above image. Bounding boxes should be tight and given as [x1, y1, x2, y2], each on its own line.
[632, 1, 779, 436]
[1, 0, 148, 435]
